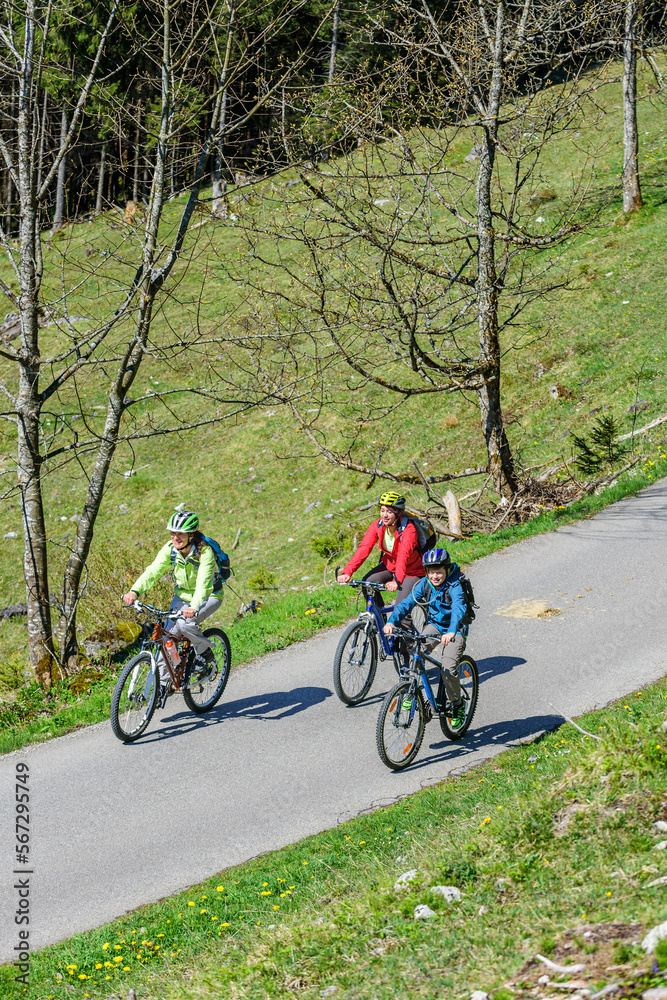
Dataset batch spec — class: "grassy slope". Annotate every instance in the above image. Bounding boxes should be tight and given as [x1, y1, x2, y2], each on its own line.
[4, 678, 667, 999]
[0, 70, 665, 706]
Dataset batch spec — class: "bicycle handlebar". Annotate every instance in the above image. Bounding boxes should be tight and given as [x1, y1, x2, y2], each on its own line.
[128, 599, 171, 618]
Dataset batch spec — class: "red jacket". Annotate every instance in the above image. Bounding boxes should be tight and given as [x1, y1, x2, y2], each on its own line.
[343, 518, 425, 584]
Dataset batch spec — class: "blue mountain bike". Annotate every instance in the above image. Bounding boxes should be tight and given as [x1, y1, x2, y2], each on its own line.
[333, 576, 408, 705]
[376, 627, 478, 770]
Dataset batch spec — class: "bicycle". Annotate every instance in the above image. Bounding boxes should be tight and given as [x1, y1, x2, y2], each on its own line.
[333, 572, 408, 705]
[376, 628, 478, 770]
[110, 600, 231, 743]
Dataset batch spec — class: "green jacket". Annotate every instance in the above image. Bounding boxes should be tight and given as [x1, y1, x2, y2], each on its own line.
[131, 541, 222, 609]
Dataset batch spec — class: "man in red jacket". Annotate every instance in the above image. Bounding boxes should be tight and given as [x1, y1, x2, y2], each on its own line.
[337, 492, 425, 607]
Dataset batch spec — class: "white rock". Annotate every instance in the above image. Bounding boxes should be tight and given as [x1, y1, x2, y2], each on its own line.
[414, 904, 436, 920]
[653, 821, 667, 832]
[538, 976, 550, 985]
[3, 531, 18, 539]
[536, 216, 545, 223]
[641, 920, 667, 952]
[118, 504, 130, 513]
[431, 885, 462, 903]
[470, 992, 490, 1000]
[478, 905, 488, 916]
[643, 989, 667, 1000]
[654, 841, 667, 850]
[394, 869, 421, 891]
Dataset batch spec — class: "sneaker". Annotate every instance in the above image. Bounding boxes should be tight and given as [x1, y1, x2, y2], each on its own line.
[449, 697, 466, 729]
[193, 648, 215, 670]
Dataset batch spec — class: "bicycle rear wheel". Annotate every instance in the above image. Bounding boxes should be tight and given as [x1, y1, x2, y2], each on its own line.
[376, 680, 426, 770]
[183, 628, 231, 713]
[439, 655, 479, 741]
[333, 620, 378, 705]
[110, 652, 158, 742]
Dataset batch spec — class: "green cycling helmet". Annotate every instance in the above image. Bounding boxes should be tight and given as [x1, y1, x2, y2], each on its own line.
[167, 510, 199, 532]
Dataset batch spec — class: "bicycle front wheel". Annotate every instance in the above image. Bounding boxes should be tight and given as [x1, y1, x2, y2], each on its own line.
[439, 655, 479, 741]
[376, 680, 426, 770]
[110, 652, 158, 742]
[183, 627, 231, 714]
[333, 620, 378, 705]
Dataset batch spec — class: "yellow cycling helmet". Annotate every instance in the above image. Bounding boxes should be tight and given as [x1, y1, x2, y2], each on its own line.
[379, 491, 406, 510]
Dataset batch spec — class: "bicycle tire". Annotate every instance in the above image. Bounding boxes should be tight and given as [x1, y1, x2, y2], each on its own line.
[439, 654, 479, 741]
[110, 651, 158, 742]
[333, 620, 378, 705]
[183, 627, 231, 714]
[376, 680, 426, 770]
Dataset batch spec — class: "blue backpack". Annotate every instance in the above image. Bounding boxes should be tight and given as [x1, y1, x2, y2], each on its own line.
[171, 535, 231, 590]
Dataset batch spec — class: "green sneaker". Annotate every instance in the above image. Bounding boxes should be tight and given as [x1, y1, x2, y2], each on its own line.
[449, 698, 466, 730]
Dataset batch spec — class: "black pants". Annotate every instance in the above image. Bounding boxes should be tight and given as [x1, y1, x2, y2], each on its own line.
[362, 563, 423, 609]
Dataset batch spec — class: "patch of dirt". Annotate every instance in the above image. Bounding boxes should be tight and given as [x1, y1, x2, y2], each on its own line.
[495, 599, 563, 619]
[506, 922, 652, 998]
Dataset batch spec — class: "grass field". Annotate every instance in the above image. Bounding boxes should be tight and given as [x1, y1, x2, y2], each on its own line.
[3, 675, 667, 999]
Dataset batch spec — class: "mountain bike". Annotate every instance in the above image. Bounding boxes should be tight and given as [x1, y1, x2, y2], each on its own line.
[110, 600, 231, 743]
[376, 628, 478, 770]
[333, 574, 408, 706]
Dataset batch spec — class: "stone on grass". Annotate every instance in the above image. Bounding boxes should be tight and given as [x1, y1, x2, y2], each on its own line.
[431, 885, 462, 903]
[643, 990, 667, 1000]
[478, 905, 488, 916]
[394, 869, 422, 891]
[654, 841, 667, 851]
[538, 975, 550, 985]
[3, 531, 18, 539]
[414, 904, 436, 920]
[652, 821, 667, 833]
[641, 920, 667, 952]
[470, 992, 489, 1000]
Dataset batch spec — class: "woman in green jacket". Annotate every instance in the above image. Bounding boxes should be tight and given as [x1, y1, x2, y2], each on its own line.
[122, 509, 223, 698]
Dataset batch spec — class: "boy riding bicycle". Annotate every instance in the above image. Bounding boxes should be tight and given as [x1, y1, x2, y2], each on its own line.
[383, 547, 468, 729]
[122, 510, 223, 700]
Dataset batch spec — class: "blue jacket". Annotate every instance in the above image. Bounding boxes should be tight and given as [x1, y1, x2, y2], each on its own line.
[388, 564, 467, 635]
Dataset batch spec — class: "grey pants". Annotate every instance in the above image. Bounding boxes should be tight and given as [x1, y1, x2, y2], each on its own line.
[158, 594, 222, 687]
[411, 605, 464, 704]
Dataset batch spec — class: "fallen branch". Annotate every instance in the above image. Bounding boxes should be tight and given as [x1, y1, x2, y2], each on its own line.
[547, 701, 602, 741]
[616, 413, 667, 442]
[231, 526, 243, 551]
[491, 492, 518, 533]
[535, 954, 586, 975]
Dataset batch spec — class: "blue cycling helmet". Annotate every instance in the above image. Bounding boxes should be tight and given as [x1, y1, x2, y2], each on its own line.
[422, 547, 450, 570]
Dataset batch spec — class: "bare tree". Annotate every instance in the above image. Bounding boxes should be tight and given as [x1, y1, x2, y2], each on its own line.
[231, 0, 610, 500]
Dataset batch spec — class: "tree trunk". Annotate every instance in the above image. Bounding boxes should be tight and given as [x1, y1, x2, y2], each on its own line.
[132, 106, 141, 202]
[475, 2, 517, 499]
[52, 108, 68, 231]
[623, 0, 642, 214]
[211, 89, 228, 216]
[328, 0, 341, 84]
[95, 144, 106, 213]
[16, 1, 57, 684]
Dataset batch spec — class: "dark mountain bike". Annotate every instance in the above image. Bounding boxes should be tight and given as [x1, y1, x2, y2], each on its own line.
[376, 628, 478, 770]
[333, 574, 408, 705]
[110, 600, 231, 742]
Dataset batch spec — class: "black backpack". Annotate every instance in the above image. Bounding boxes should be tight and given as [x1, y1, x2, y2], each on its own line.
[396, 513, 437, 554]
[459, 573, 478, 626]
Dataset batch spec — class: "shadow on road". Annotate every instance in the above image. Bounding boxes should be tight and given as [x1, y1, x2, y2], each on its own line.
[385, 712, 563, 774]
[129, 685, 333, 745]
[476, 655, 526, 682]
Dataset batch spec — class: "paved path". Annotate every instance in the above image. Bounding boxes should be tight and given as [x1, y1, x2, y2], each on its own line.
[1, 479, 667, 960]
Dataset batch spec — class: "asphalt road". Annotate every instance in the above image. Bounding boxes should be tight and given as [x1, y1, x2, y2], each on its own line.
[1, 478, 667, 961]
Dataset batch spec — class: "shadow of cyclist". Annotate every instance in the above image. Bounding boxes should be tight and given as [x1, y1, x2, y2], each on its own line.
[383, 712, 563, 774]
[476, 655, 526, 682]
[131, 685, 333, 744]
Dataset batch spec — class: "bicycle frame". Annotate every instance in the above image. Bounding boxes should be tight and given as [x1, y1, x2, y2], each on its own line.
[356, 584, 397, 659]
[131, 600, 192, 692]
